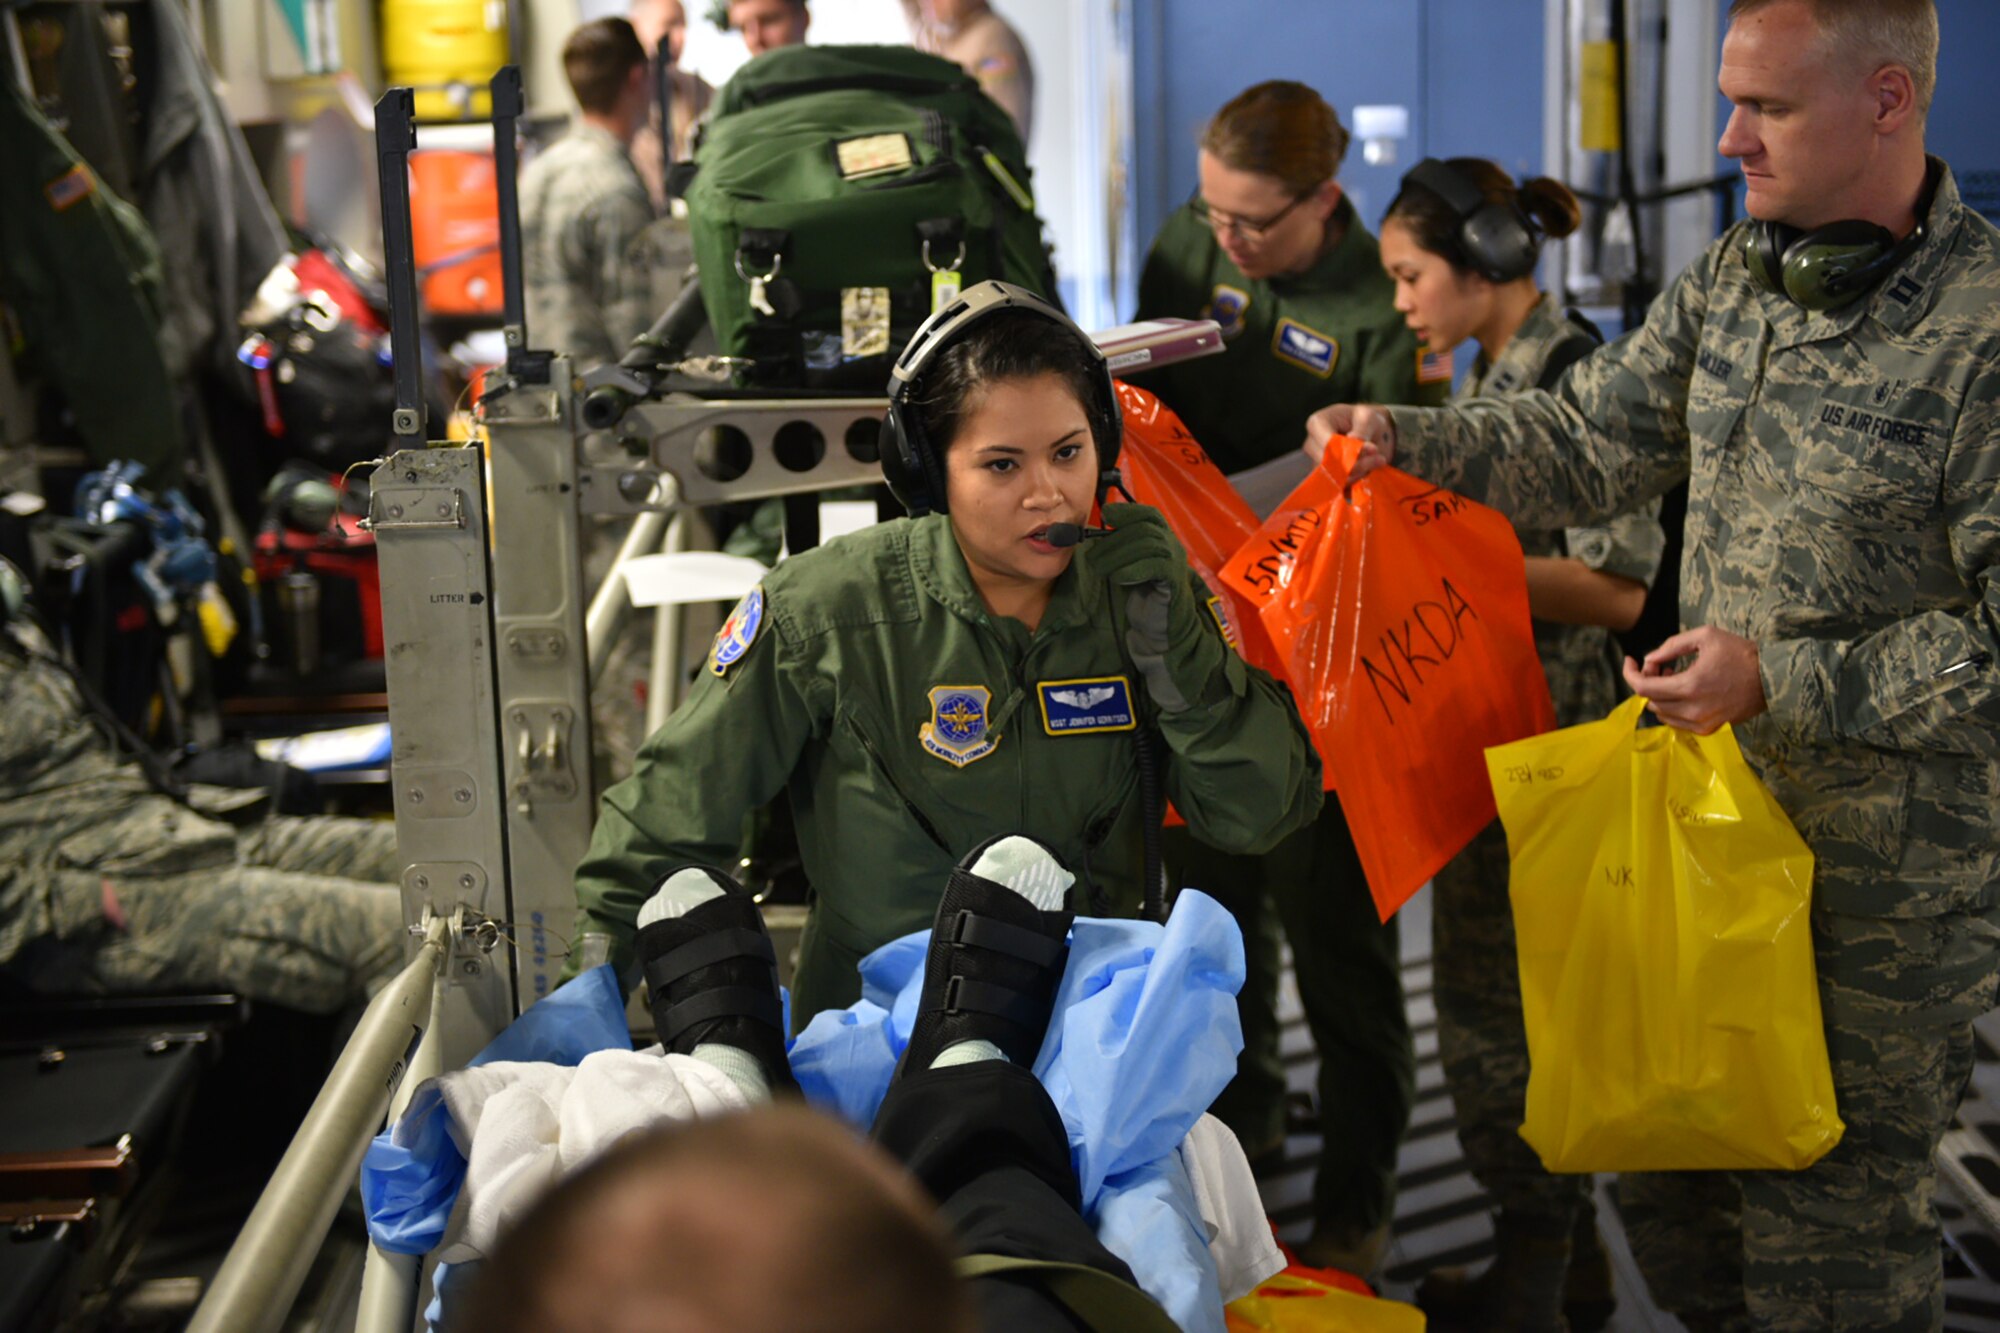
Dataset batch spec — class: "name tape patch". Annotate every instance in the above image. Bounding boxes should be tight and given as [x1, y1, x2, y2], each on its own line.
[1273, 318, 1339, 377]
[1038, 676, 1137, 735]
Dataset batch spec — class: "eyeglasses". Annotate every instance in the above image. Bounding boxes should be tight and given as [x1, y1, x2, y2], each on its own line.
[1189, 189, 1311, 242]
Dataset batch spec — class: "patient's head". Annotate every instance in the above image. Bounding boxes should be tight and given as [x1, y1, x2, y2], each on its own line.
[461, 1105, 974, 1333]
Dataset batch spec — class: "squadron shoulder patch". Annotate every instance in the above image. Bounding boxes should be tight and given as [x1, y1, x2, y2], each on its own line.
[1205, 284, 1250, 339]
[709, 587, 764, 675]
[921, 686, 999, 766]
[1037, 676, 1136, 736]
[1272, 318, 1339, 378]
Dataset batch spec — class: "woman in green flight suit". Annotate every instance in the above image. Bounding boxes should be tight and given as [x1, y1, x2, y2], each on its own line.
[568, 282, 1323, 1025]
[1374, 158, 1663, 1332]
[1133, 79, 1450, 1276]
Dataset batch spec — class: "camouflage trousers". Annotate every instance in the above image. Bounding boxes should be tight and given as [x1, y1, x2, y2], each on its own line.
[1431, 818, 1594, 1236]
[1168, 793, 1414, 1239]
[1619, 903, 2000, 1332]
[17, 813, 405, 1016]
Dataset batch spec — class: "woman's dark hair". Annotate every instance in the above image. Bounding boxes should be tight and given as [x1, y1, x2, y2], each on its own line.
[1384, 157, 1582, 278]
[910, 308, 1109, 457]
[1200, 81, 1349, 197]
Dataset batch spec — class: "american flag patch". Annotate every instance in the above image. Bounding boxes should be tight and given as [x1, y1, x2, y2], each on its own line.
[44, 165, 95, 212]
[1417, 345, 1453, 384]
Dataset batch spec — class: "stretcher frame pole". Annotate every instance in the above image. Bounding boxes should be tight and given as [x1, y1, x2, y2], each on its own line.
[353, 958, 453, 1333]
[187, 917, 453, 1333]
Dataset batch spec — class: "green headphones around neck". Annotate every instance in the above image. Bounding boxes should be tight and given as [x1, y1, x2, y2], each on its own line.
[1742, 216, 1926, 312]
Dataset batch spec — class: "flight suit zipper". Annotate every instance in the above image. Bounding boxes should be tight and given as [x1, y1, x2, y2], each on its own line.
[850, 724, 953, 855]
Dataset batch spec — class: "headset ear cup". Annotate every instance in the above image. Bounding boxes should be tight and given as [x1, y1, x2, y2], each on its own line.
[1745, 222, 1788, 296]
[878, 404, 935, 517]
[1778, 219, 1901, 311]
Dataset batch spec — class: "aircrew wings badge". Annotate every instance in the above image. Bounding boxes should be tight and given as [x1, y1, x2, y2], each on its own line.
[1272, 318, 1339, 377]
[709, 587, 764, 675]
[920, 685, 999, 767]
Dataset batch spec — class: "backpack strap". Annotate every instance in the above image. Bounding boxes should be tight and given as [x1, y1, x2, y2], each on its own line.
[1535, 309, 1607, 392]
[954, 1254, 1184, 1333]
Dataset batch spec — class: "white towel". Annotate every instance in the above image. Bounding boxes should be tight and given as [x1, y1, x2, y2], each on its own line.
[1181, 1114, 1286, 1304]
[433, 1047, 750, 1264]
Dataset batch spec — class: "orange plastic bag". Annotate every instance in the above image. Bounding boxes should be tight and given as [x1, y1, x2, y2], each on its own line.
[1225, 1272, 1427, 1332]
[1114, 382, 1285, 681]
[1218, 437, 1555, 920]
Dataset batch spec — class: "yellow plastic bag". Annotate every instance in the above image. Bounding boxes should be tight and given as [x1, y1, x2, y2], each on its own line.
[1485, 696, 1844, 1172]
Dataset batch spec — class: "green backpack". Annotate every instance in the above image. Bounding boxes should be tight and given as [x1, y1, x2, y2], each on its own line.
[681, 44, 1059, 389]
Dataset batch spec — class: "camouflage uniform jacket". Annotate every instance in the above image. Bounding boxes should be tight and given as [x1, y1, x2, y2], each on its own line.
[520, 123, 657, 369]
[1386, 160, 2000, 918]
[0, 624, 234, 962]
[1458, 293, 1663, 728]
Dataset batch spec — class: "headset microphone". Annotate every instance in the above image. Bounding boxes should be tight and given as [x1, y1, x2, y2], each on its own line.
[1044, 523, 1113, 549]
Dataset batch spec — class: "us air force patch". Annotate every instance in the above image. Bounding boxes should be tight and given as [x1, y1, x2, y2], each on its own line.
[1206, 284, 1250, 339]
[1272, 318, 1339, 377]
[921, 686, 998, 766]
[709, 587, 764, 675]
[1037, 676, 1136, 736]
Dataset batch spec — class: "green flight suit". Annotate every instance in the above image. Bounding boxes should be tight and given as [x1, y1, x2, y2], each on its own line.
[1135, 193, 1448, 1247]
[1384, 160, 2000, 1331]
[1132, 194, 1450, 474]
[0, 78, 183, 477]
[571, 512, 1324, 1025]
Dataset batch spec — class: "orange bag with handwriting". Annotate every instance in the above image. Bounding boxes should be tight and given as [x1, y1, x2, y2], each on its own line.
[1217, 436, 1556, 919]
[1113, 382, 1285, 681]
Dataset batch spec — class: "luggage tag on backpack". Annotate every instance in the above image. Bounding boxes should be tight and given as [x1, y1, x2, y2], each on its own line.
[923, 236, 966, 315]
[930, 269, 962, 315]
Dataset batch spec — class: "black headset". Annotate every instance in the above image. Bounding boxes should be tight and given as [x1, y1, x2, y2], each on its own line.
[1403, 158, 1542, 284]
[879, 280, 1122, 518]
[1742, 217, 1927, 312]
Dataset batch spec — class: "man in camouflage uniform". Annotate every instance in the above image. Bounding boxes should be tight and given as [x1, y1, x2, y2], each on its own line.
[0, 605, 404, 1014]
[521, 18, 659, 370]
[1311, 2, 2000, 1328]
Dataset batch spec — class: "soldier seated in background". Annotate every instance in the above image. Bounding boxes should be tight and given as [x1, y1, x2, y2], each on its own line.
[0, 559, 404, 1015]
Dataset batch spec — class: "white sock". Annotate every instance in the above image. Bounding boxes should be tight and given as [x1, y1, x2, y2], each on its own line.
[929, 837, 1073, 1070]
[692, 1041, 771, 1103]
[967, 835, 1073, 911]
[640, 870, 769, 1101]
[638, 867, 725, 929]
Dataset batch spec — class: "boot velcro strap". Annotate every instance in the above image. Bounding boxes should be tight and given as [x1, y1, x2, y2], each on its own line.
[643, 927, 776, 995]
[949, 909, 1066, 968]
[941, 975, 1040, 1027]
[660, 985, 783, 1046]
